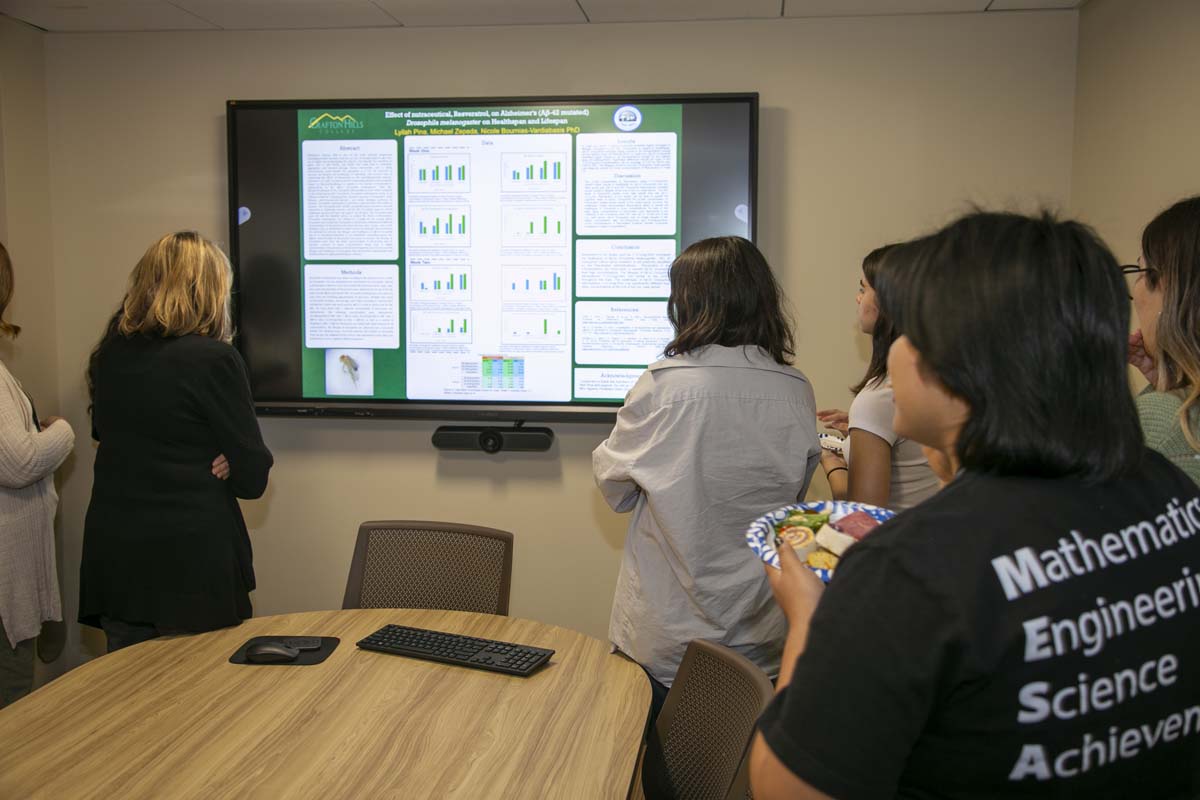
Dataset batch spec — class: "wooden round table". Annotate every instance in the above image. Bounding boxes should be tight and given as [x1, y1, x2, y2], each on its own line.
[0, 609, 650, 799]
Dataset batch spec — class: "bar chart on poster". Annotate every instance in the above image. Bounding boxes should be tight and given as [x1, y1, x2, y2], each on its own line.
[229, 95, 756, 418]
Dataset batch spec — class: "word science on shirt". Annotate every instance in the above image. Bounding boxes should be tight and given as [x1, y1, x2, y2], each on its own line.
[993, 494, 1200, 782]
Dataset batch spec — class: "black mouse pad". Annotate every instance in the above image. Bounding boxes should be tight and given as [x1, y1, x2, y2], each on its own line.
[229, 636, 340, 666]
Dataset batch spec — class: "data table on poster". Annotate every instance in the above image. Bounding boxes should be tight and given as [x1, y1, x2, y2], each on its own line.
[481, 356, 526, 390]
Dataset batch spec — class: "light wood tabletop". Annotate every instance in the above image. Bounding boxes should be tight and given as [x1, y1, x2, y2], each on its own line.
[0, 609, 651, 799]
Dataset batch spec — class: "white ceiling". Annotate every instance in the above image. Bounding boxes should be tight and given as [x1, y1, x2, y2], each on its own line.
[0, 0, 1085, 32]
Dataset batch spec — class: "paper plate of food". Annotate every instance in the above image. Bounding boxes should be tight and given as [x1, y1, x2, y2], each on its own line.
[745, 500, 896, 582]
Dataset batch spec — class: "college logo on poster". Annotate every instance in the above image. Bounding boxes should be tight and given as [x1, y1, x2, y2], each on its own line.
[306, 113, 365, 131]
[613, 106, 642, 132]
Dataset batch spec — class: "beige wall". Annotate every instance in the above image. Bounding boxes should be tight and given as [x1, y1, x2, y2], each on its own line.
[18, 10, 1079, 670]
[0, 15, 59, 408]
[1070, 0, 1200, 261]
[0, 15, 68, 685]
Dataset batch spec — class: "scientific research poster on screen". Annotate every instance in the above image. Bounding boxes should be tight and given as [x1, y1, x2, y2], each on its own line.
[295, 103, 682, 403]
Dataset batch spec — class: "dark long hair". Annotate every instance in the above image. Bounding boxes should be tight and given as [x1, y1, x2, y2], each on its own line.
[0, 241, 20, 339]
[876, 211, 1142, 482]
[1141, 195, 1200, 450]
[663, 236, 795, 365]
[850, 243, 899, 394]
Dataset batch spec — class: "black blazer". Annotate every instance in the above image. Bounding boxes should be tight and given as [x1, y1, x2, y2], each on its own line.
[79, 334, 273, 632]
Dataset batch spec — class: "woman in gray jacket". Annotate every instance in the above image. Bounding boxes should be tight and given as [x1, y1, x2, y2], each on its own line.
[594, 236, 820, 721]
[0, 242, 74, 707]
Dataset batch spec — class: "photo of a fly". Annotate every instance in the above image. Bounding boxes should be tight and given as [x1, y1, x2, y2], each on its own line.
[339, 354, 359, 384]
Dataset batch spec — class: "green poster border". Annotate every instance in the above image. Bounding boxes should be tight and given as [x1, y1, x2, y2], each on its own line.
[294, 102, 685, 404]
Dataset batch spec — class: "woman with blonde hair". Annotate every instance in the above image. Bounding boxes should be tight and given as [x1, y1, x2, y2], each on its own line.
[0, 241, 73, 704]
[79, 231, 273, 651]
[1127, 195, 1200, 484]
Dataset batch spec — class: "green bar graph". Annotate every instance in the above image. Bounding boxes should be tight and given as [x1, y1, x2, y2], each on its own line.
[419, 212, 466, 237]
[514, 212, 562, 238]
[418, 163, 467, 182]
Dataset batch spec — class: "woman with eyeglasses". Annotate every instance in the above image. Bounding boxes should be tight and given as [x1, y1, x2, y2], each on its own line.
[816, 245, 940, 511]
[749, 211, 1200, 799]
[1126, 195, 1200, 485]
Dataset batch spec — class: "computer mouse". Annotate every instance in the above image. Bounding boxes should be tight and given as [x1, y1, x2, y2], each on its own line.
[245, 641, 300, 664]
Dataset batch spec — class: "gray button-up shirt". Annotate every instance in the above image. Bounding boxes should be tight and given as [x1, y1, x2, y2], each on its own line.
[594, 344, 820, 685]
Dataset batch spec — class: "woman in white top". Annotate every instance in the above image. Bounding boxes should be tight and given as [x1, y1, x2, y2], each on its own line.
[0, 242, 74, 707]
[593, 236, 821, 724]
[818, 244, 939, 511]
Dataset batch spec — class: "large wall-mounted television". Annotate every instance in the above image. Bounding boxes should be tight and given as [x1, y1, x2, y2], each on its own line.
[227, 93, 757, 423]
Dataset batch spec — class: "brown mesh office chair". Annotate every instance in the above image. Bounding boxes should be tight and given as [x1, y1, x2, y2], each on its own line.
[341, 521, 513, 615]
[639, 639, 775, 800]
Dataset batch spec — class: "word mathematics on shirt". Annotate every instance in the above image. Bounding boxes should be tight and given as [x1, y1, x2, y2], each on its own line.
[991, 495, 1200, 782]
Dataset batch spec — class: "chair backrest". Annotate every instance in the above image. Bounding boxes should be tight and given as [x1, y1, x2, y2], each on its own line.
[342, 521, 513, 615]
[640, 640, 775, 800]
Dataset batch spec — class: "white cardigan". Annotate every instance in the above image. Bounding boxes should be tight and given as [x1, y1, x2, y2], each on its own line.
[0, 359, 73, 647]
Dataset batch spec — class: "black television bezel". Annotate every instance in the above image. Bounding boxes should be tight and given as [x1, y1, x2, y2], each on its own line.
[226, 92, 759, 423]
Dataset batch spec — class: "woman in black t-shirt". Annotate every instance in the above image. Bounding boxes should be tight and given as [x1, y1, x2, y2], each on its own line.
[750, 213, 1200, 799]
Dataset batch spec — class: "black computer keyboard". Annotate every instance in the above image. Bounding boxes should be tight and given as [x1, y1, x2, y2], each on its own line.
[356, 624, 555, 677]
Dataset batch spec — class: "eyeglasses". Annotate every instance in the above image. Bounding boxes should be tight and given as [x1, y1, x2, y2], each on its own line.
[1121, 265, 1149, 299]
